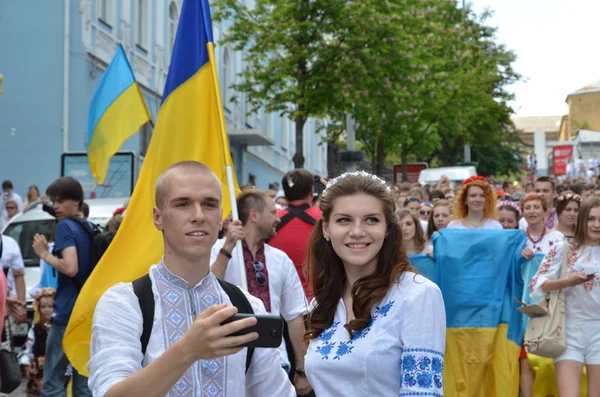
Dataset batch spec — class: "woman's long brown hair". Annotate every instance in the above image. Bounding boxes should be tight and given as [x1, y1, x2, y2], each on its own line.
[304, 175, 414, 341]
[574, 197, 600, 246]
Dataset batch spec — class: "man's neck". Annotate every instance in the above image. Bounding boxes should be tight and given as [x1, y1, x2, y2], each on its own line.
[287, 196, 313, 208]
[162, 252, 210, 288]
[243, 227, 264, 256]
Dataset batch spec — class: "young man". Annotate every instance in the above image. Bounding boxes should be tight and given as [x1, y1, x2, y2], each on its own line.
[571, 183, 594, 203]
[32, 176, 93, 397]
[519, 176, 558, 230]
[268, 169, 321, 299]
[211, 190, 311, 396]
[88, 161, 295, 397]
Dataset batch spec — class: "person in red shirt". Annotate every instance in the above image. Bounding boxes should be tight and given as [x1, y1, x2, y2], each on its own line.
[269, 169, 321, 300]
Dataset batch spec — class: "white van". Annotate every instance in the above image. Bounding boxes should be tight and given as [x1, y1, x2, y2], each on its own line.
[418, 166, 477, 188]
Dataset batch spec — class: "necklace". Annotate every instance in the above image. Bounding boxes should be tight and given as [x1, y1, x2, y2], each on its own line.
[527, 227, 546, 246]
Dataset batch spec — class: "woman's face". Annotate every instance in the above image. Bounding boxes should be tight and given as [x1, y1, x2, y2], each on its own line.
[419, 205, 432, 222]
[433, 206, 451, 230]
[405, 200, 420, 213]
[498, 208, 518, 230]
[523, 199, 545, 227]
[466, 186, 486, 214]
[399, 215, 416, 242]
[558, 201, 579, 228]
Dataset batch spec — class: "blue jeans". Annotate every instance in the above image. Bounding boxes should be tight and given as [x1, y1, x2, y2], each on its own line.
[41, 324, 92, 397]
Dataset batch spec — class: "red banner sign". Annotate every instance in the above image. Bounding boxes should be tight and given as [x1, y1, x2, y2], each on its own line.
[394, 163, 428, 184]
[553, 145, 573, 176]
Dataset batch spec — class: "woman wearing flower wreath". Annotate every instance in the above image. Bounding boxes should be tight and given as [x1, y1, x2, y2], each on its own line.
[303, 171, 446, 396]
[529, 198, 600, 396]
[448, 176, 503, 230]
[497, 200, 521, 230]
[553, 192, 581, 243]
[520, 193, 565, 260]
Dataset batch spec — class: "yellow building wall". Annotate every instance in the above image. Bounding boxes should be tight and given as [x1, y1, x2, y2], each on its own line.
[567, 92, 600, 140]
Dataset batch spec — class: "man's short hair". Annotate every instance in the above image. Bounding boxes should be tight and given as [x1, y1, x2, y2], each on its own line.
[502, 180, 512, 191]
[282, 169, 313, 201]
[2, 180, 13, 190]
[155, 161, 218, 208]
[571, 183, 592, 196]
[535, 176, 555, 192]
[82, 202, 90, 218]
[237, 189, 270, 225]
[46, 177, 85, 210]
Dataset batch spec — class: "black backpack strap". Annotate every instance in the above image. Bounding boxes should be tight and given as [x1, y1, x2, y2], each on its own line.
[217, 279, 254, 373]
[275, 204, 316, 232]
[133, 274, 154, 356]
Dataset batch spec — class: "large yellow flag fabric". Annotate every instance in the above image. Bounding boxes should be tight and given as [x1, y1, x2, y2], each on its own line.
[64, 0, 239, 374]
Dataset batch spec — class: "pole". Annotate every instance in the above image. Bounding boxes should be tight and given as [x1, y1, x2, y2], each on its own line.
[63, 0, 71, 153]
[207, 41, 248, 291]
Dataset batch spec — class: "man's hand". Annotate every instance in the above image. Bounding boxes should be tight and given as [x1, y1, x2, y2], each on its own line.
[6, 297, 26, 323]
[294, 374, 313, 396]
[223, 220, 244, 253]
[32, 234, 49, 259]
[181, 304, 258, 362]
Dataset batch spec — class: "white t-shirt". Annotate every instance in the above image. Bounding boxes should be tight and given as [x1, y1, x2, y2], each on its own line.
[447, 219, 503, 230]
[305, 272, 446, 397]
[530, 242, 600, 322]
[210, 239, 308, 368]
[89, 263, 295, 397]
[0, 235, 25, 294]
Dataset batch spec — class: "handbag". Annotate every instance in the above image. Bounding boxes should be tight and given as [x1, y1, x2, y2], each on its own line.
[0, 318, 22, 393]
[518, 241, 569, 358]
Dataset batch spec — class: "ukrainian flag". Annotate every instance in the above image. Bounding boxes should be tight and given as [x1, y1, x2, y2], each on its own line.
[65, 0, 239, 375]
[87, 44, 150, 184]
[410, 229, 526, 397]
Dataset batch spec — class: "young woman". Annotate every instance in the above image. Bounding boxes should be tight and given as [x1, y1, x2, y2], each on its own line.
[419, 202, 433, 223]
[427, 200, 452, 238]
[448, 176, 502, 230]
[520, 193, 565, 259]
[497, 201, 521, 230]
[397, 209, 431, 255]
[529, 198, 600, 397]
[304, 171, 445, 396]
[24, 185, 41, 208]
[554, 192, 581, 242]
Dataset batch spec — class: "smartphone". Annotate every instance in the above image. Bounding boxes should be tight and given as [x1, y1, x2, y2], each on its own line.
[221, 313, 283, 348]
[313, 175, 324, 197]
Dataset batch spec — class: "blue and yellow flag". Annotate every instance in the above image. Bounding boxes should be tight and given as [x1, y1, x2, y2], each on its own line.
[65, 0, 239, 374]
[87, 44, 150, 184]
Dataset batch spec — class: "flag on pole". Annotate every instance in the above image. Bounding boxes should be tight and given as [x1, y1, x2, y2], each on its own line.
[64, 0, 240, 374]
[87, 44, 150, 184]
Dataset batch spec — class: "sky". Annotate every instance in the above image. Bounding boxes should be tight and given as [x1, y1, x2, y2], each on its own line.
[469, 0, 600, 117]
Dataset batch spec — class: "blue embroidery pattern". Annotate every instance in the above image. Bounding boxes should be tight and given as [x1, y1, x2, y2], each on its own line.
[314, 300, 396, 360]
[155, 265, 227, 397]
[400, 348, 444, 396]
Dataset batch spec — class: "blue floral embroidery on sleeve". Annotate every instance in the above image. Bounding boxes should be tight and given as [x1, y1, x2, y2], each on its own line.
[400, 348, 444, 397]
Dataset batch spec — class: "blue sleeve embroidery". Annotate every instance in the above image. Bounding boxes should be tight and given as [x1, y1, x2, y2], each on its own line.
[399, 348, 444, 397]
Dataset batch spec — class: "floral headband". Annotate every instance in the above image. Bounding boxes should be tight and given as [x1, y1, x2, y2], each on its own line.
[557, 193, 582, 203]
[462, 176, 489, 186]
[322, 171, 391, 196]
[497, 200, 522, 216]
[34, 287, 56, 302]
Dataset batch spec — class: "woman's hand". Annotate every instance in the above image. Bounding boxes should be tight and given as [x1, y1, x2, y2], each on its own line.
[567, 273, 595, 287]
[521, 248, 534, 260]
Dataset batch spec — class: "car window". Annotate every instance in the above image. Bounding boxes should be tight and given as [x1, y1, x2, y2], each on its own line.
[3, 220, 55, 267]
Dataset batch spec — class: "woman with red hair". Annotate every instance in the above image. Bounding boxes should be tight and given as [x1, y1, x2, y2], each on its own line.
[448, 176, 502, 230]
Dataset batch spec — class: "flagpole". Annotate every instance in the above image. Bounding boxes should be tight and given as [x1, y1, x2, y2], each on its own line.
[207, 42, 248, 292]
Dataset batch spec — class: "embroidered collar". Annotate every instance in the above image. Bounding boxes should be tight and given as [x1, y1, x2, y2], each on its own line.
[156, 259, 215, 290]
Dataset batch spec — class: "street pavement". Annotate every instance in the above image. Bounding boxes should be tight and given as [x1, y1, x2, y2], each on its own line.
[0, 381, 27, 396]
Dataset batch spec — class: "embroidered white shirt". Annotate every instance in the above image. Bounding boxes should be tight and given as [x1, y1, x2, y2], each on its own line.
[530, 242, 600, 322]
[524, 230, 564, 254]
[89, 263, 295, 397]
[305, 272, 446, 397]
[210, 238, 308, 368]
[0, 235, 25, 294]
[447, 218, 503, 230]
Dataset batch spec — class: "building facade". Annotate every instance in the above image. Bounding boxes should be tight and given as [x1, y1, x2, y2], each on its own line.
[0, 0, 327, 199]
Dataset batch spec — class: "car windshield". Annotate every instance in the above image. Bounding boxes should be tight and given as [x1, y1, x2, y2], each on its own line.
[3, 220, 55, 267]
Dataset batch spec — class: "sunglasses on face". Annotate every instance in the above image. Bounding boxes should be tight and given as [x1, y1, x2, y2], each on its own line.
[420, 210, 432, 215]
[253, 261, 267, 286]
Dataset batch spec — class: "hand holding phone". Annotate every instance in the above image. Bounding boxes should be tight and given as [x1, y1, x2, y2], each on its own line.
[221, 313, 284, 348]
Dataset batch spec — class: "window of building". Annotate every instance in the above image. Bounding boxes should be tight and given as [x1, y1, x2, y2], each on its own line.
[136, 0, 149, 50]
[168, 2, 179, 59]
[98, 0, 113, 27]
[223, 48, 233, 109]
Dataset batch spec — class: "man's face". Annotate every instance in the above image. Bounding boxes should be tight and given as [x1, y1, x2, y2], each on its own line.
[153, 171, 222, 265]
[534, 181, 555, 209]
[5, 203, 17, 219]
[581, 189, 594, 203]
[51, 198, 80, 220]
[255, 198, 280, 240]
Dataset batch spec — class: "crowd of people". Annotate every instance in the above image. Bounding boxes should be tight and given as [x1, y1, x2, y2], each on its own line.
[1, 163, 600, 396]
